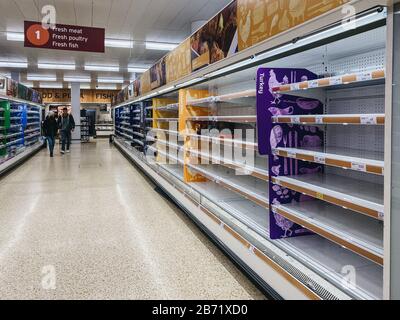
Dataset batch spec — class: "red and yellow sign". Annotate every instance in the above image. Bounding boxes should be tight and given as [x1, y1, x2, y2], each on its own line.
[24, 21, 105, 53]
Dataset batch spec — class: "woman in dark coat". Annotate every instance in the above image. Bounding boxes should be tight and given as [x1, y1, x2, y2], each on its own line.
[43, 111, 58, 157]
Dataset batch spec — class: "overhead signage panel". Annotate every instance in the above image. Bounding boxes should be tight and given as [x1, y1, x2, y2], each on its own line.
[24, 21, 105, 53]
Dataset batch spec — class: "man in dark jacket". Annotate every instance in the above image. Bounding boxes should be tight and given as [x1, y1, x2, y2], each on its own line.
[43, 111, 58, 157]
[59, 107, 75, 154]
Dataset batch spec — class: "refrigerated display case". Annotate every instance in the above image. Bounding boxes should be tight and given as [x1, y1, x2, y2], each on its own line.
[0, 94, 44, 176]
[111, 3, 397, 300]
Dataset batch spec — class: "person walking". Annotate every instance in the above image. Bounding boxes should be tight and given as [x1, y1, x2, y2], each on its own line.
[42, 111, 58, 158]
[59, 107, 75, 154]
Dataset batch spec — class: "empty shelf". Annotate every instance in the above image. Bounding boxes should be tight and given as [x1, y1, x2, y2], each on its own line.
[192, 181, 269, 235]
[272, 173, 384, 220]
[186, 115, 256, 123]
[187, 164, 269, 209]
[133, 139, 144, 146]
[150, 128, 180, 136]
[184, 132, 258, 151]
[119, 127, 132, 133]
[187, 89, 256, 107]
[155, 103, 179, 111]
[273, 114, 385, 125]
[273, 200, 383, 265]
[157, 139, 184, 151]
[188, 148, 269, 181]
[155, 118, 179, 122]
[273, 146, 384, 175]
[117, 132, 132, 140]
[272, 69, 385, 93]
[148, 146, 184, 164]
[133, 132, 144, 138]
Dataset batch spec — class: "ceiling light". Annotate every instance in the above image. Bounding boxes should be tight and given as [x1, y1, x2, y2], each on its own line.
[64, 76, 91, 83]
[6, 32, 24, 41]
[68, 83, 91, 89]
[96, 84, 117, 90]
[98, 77, 124, 84]
[85, 65, 120, 72]
[0, 61, 28, 68]
[27, 74, 57, 81]
[128, 66, 148, 73]
[40, 82, 63, 89]
[105, 39, 133, 48]
[38, 63, 76, 70]
[145, 41, 178, 51]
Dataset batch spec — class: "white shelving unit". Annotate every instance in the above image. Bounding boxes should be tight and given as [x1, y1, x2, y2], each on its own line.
[272, 200, 383, 265]
[272, 173, 384, 220]
[272, 114, 385, 125]
[187, 164, 269, 209]
[111, 7, 393, 300]
[273, 146, 384, 175]
[186, 115, 257, 123]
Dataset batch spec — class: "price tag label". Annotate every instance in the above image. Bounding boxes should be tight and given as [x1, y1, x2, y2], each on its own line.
[248, 245, 255, 253]
[351, 162, 367, 172]
[357, 72, 372, 82]
[330, 77, 342, 86]
[360, 116, 377, 125]
[290, 83, 300, 91]
[315, 116, 324, 124]
[271, 206, 278, 214]
[315, 156, 326, 164]
[292, 116, 301, 124]
[316, 193, 324, 200]
[309, 80, 319, 88]
[378, 211, 384, 219]
[272, 149, 279, 156]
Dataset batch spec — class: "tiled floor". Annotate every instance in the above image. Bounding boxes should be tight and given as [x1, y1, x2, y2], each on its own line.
[0, 140, 265, 300]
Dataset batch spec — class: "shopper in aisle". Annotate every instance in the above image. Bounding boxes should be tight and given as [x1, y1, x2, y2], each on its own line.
[42, 111, 58, 158]
[59, 107, 75, 154]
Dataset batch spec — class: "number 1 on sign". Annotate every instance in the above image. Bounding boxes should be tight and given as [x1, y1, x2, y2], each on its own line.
[35, 30, 41, 40]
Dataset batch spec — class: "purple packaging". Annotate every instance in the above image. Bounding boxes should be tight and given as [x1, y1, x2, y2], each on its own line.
[257, 68, 325, 239]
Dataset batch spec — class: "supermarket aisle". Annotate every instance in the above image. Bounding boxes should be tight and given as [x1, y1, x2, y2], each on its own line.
[0, 140, 264, 300]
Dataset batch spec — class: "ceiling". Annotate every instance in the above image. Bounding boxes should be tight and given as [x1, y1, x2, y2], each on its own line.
[0, 0, 231, 89]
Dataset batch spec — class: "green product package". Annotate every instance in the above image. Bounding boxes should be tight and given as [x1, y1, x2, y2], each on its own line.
[0, 101, 10, 156]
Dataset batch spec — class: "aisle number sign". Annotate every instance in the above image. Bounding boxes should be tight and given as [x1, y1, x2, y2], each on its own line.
[24, 21, 105, 53]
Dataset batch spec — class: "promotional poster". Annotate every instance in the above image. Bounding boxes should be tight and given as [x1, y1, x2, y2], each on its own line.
[237, 0, 348, 51]
[150, 57, 167, 90]
[190, 0, 238, 71]
[166, 39, 192, 83]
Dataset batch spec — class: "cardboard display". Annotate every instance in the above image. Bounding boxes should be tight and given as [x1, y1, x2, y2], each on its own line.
[257, 67, 324, 240]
